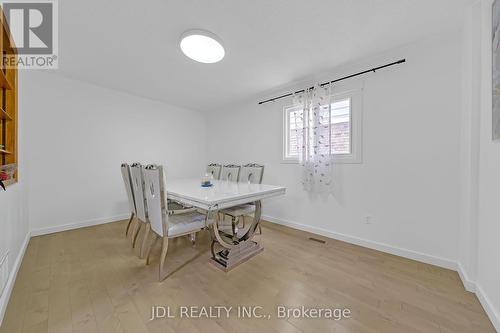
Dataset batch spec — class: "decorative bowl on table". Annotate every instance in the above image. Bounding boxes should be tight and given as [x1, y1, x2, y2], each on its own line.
[201, 173, 214, 187]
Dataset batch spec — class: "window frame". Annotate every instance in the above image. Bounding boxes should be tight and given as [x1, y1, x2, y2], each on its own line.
[282, 88, 363, 164]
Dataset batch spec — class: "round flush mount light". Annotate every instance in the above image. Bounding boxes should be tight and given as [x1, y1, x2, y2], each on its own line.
[179, 30, 225, 63]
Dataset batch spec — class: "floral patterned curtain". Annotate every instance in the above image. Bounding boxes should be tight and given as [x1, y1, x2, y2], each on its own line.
[292, 84, 334, 193]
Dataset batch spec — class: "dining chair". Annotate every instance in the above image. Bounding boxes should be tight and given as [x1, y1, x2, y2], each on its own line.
[206, 163, 222, 180]
[142, 164, 213, 281]
[129, 163, 148, 251]
[130, 162, 197, 258]
[121, 163, 136, 237]
[221, 163, 265, 236]
[238, 163, 265, 184]
[220, 164, 241, 182]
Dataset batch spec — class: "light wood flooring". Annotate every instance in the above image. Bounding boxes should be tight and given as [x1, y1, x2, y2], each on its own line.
[0, 220, 495, 333]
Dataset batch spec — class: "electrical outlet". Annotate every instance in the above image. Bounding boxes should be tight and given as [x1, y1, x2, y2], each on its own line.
[0, 252, 9, 297]
[364, 215, 372, 224]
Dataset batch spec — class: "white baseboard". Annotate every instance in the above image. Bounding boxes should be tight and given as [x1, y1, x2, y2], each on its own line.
[457, 262, 476, 292]
[0, 232, 30, 327]
[30, 213, 130, 237]
[263, 215, 457, 270]
[476, 284, 500, 332]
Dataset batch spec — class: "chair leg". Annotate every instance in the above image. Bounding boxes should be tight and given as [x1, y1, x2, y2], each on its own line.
[125, 212, 134, 236]
[189, 233, 196, 245]
[132, 222, 143, 248]
[146, 234, 159, 265]
[127, 218, 137, 240]
[258, 223, 262, 235]
[159, 237, 169, 281]
[140, 222, 151, 258]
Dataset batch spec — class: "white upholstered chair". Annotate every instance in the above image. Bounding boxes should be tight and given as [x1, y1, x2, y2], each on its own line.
[142, 164, 212, 281]
[206, 163, 222, 180]
[238, 163, 264, 184]
[121, 163, 136, 236]
[129, 163, 196, 258]
[220, 164, 240, 182]
[221, 163, 265, 235]
[129, 163, 148, 251]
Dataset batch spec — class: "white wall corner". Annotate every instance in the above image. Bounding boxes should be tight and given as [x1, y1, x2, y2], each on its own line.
[0, 232, 30, 327]
[457, 262, 477, 292]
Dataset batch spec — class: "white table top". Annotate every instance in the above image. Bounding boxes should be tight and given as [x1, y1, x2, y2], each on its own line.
[166, 178, 286, 210]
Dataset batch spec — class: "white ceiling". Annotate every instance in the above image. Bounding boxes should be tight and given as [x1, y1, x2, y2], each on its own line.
[58, 0, 470, 112]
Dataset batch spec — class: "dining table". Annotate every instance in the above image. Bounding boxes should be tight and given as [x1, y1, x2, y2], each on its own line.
[166, 178, 286, 271]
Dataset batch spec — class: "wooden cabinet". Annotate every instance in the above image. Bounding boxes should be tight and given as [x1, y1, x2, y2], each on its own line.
[0, 9, 18, 186]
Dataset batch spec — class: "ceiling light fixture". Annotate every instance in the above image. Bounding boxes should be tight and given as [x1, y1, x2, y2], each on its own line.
[179, 30, 225, 64]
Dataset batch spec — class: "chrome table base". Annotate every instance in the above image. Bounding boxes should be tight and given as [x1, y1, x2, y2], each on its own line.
[210, 200, 263, 272]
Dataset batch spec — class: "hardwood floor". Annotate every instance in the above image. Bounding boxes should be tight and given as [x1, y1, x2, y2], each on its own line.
[0, 220, 495, 333]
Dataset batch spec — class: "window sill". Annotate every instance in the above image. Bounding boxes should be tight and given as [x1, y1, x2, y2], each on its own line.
[281, 156, 362, 165]
[281, 158, 300, 164]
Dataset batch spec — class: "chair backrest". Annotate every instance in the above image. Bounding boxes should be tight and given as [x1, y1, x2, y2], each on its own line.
[206, 163, 222, 180]
[238, 163, 264, 184]
[220, 164, 240, 182]
[120, 163, 136, 214]
[130, 163, 147, 222]
[143, 164, 167, 237]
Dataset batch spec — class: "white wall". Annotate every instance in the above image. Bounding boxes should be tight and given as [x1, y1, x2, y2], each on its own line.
[0, 74, 30, 323]
[473, 0, 500, 329]
[458, 0, 482, 288]
[21, 71, 207, 233]
[0, 182, 29, 325]
[457, 0, 500, 330]
[207, 33, 462, 267]
[0, 185, 28, 272]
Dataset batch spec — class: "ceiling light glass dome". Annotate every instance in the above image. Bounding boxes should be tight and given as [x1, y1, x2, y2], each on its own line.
[180, 30, 225, 63]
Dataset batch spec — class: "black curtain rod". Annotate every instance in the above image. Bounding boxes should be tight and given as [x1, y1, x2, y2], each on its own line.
[258, 59, 406, 105]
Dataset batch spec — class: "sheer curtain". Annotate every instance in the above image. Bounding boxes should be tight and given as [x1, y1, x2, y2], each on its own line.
[292, 84, 334, 193]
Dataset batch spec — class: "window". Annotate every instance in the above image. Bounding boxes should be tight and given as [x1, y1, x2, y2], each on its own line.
[283, 89, 362, 164]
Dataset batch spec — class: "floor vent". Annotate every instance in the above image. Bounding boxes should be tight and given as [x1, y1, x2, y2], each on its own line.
[0, 252, 9, 297]
[308, 237, 326, 244]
